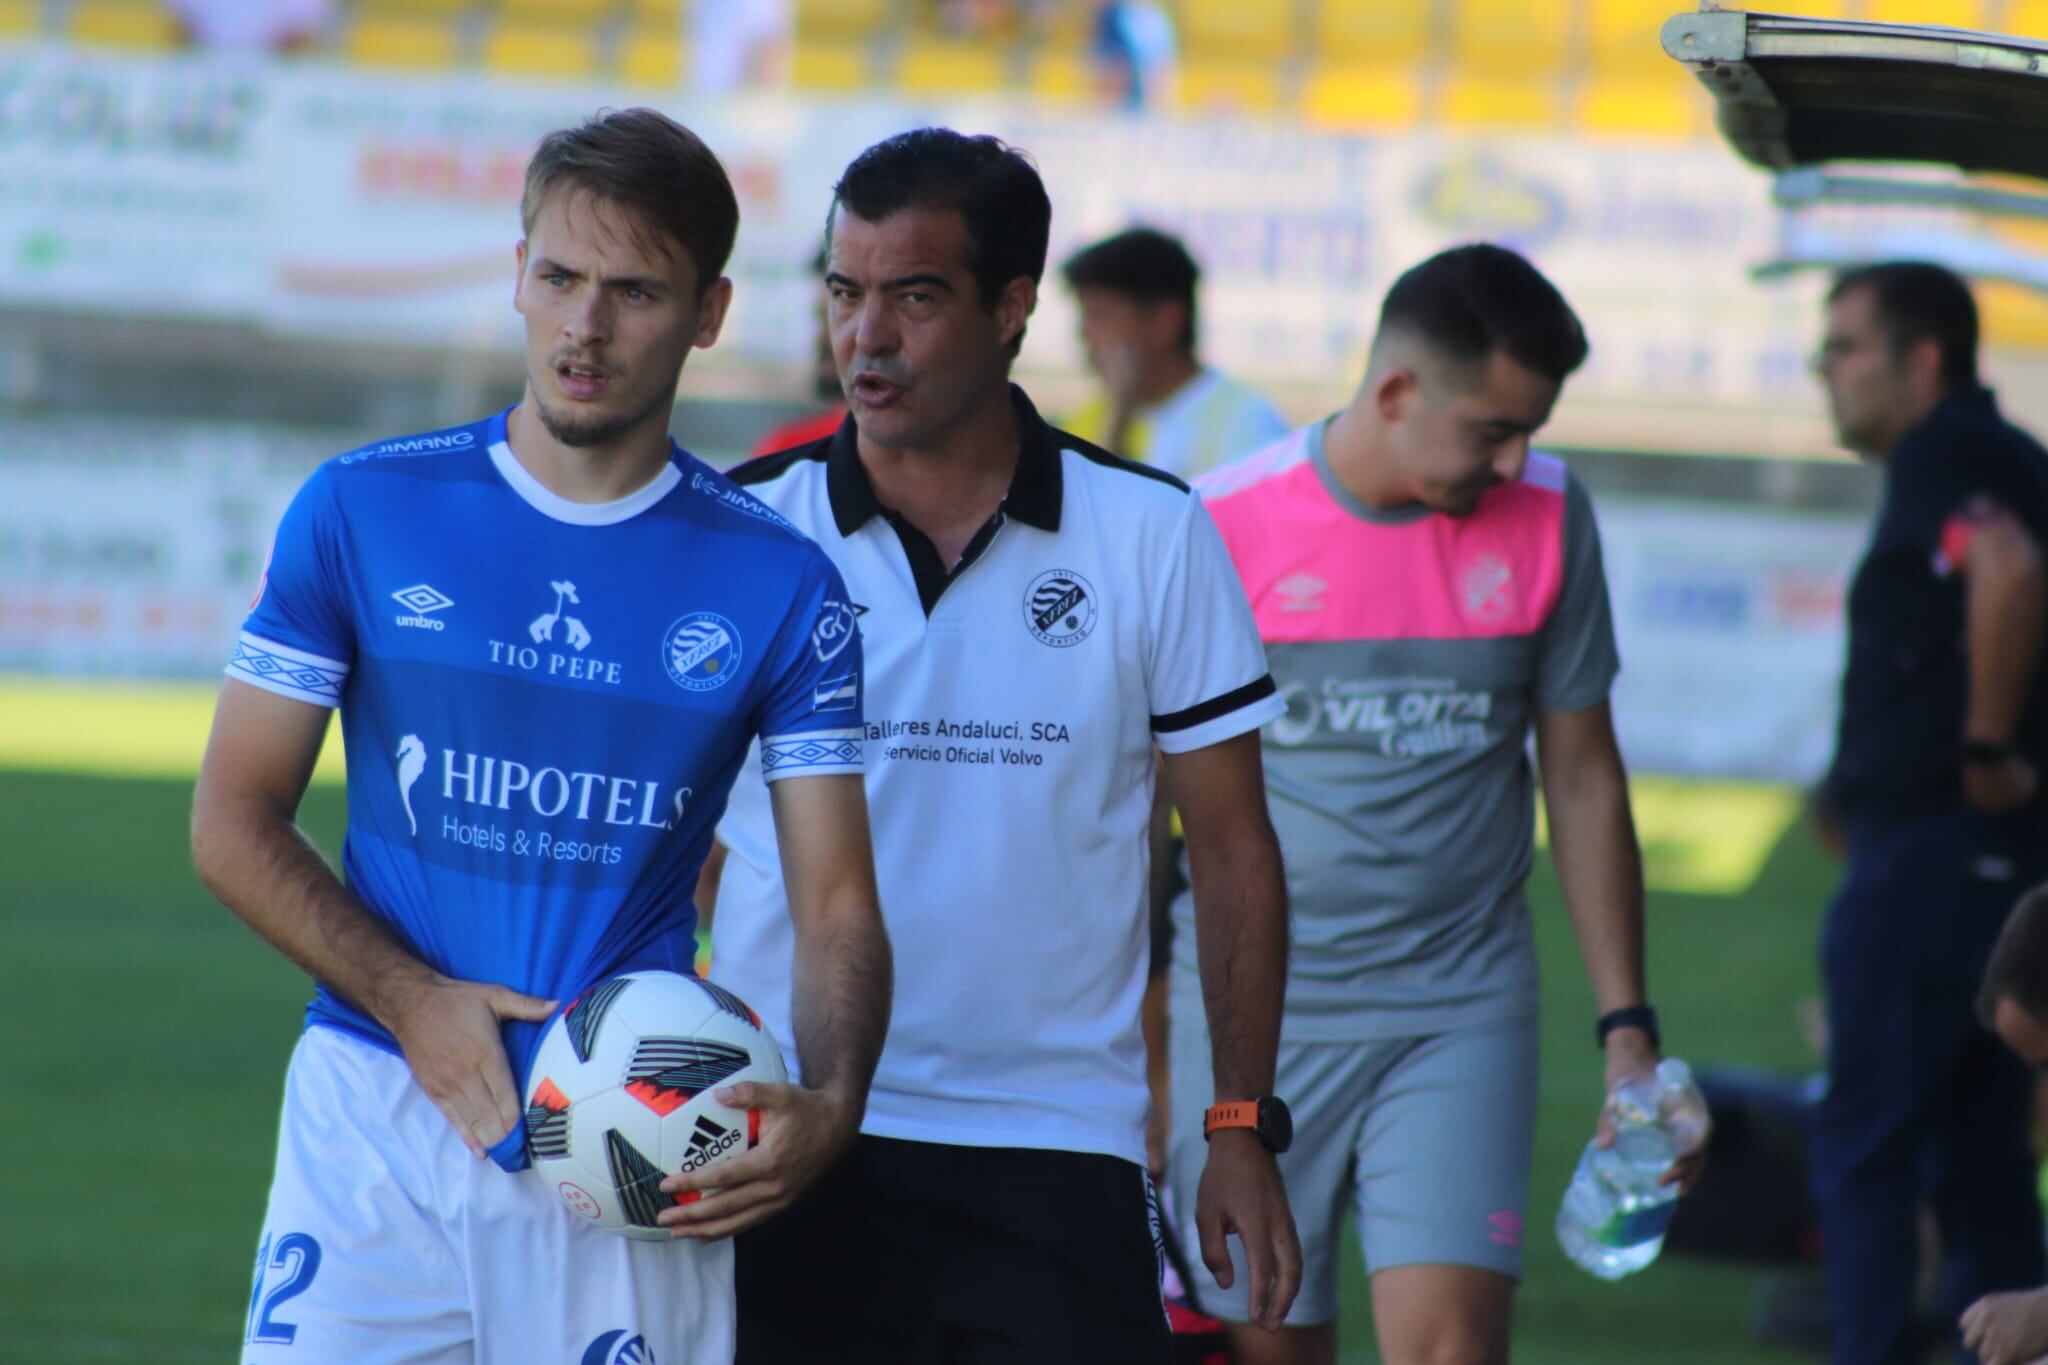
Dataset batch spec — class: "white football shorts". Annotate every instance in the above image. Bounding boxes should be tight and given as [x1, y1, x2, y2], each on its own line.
[240, 1025, 733, 1365]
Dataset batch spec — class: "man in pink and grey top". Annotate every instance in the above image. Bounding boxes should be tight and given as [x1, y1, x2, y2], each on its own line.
[1164, 244, 1705, 1365]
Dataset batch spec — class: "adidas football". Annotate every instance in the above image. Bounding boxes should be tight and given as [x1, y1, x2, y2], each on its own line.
[524, 970, 787, 1240]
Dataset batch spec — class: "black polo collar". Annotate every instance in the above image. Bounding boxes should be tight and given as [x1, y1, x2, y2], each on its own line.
[824, 385, 1064, 538]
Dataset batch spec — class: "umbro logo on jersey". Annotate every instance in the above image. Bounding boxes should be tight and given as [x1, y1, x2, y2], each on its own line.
[1276, 573, 1327, 614]
[814, 674, 858, 712]
[1024, 569, 1098, 648]
[675, 1115, 741, 1173]
[1461, 555, 1515, 624]
[391, 583, 454, 631]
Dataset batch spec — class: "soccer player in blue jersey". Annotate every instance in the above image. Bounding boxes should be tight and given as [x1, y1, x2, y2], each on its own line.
[191, 109, 891, 1365]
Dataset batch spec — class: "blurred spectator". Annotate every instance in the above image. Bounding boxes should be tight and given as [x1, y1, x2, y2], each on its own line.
[1092, 0, 1176, 111]
[690, 0, 789, 92]
[1962, 883, 2048, 1365]
[1060, 227, 1287, 480]
[1808, 261, 2048, 1365]
[168, 0, 332, 52]
[749, 241, 846, 460]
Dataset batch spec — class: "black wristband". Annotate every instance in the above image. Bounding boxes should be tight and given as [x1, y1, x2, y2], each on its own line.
[1963, 739, 2016, 767]
[1596, 1005, 1660, 1050]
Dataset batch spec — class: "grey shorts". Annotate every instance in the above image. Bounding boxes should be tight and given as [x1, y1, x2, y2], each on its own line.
[1166, 1015, 1539, 1325]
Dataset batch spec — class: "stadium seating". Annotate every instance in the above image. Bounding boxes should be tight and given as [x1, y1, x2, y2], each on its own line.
[795, 0, 891, 40]
[1178, 0, 1295, 62]
[1180, 57, 1285, 114]
[1451, 0, 1573, 75]
[1439, 71, 1564, 128]
[1025, 43, 1095, 102]
[346, 11, 463, 68]
[481, 17, 602, 78]
[620, 23, 683, 85]
[1312, 0, 1432, 69]
[21, 0, 1883, 140]
[1865, 0, 1988, 25]
[1301, 62, 1426, 130]
[68, 0, 180, 49]
[791, 36, 869, 90]
[895, 34, 1006, 95]
[500, 0, 617, 21]
[1574, 71, 1703, 138]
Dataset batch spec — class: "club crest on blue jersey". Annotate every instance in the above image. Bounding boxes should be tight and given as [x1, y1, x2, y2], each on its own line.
[662, 612, 741, 692]
[580, 1329, 654, 1365]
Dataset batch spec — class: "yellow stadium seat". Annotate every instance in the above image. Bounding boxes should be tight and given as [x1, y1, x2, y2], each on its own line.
[359, 0, 469, 14]
[1312, 0, 1430, 67]
[1751, 0, 1850, 14]
[483, 18, 602, 78]
[1438, 72, 1563, 128]
[1179, 58, 1284, 114]
[621, 24, 683, 85]
[1301, 62, 1423, 130]
[501, 0, 616, 21]
[791, 37, 868, 89]
[896, 35, 1005, 94]
[1585, 0, 1680, 73]
[2009, 0, 2048, 33]
[0, 0, 37, 37]
[1862, 0, 1986, 26]
[70, 1, 180, 49]
[347, 13, 462, 67]
[1450, 0, 1571, 74]
[1026, 45, 1095, 102]
[1573, 72, 1706, 138]
[794, 0, 890, 40]
[1178, 0, 1295, 61]
[631, 0, 682, 21]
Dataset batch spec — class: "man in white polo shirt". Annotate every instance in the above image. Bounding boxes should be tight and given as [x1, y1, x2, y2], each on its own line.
[683, 127, 1302, 1362]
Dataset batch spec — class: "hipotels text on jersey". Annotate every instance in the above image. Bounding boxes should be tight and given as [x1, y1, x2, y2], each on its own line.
[399, 737, 693, 867]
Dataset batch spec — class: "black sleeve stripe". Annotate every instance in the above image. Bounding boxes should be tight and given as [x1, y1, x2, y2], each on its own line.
[1152, 674, 1278, 734]
[726, 437, 831, 487]
[1057, 429, 1192, 494]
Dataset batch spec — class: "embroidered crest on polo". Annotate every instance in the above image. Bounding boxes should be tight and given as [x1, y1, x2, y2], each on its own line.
[1024, 569, 1098, 647]
[661, 612, 742, 691]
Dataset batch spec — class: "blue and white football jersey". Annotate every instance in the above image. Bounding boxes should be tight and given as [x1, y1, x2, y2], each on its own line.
[229, 408, 864, 1169]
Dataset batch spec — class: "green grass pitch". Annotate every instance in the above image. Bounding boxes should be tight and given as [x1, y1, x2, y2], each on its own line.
[0, 762, 1830, 1363]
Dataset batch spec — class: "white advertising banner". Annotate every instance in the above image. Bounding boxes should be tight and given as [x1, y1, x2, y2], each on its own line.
[0, 418, 325, 677]
[1599, 497, 1866, 784]
[0, 46, 268, 316]
[0, 45, 1831, 428]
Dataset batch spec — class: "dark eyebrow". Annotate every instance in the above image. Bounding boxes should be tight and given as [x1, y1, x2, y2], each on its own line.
[532, 257, 582, 280]
[883, 272, 952, 293]
[532, 258, 663, 293]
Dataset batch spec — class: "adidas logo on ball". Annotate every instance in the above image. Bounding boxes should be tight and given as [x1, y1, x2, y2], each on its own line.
[676, 1116, 742, 1173]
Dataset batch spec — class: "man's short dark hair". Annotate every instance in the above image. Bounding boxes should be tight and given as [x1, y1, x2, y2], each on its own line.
[1980, 883, 2048, 1029]
[1830, 260, 1980, 391]
[521, 107, 738, 297]
[831, 127, 1051, 353]
[1061, 227, 1201, 354]
[1377, 243, 1588, 384]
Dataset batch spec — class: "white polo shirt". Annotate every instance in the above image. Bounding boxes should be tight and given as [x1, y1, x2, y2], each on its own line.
[712, 388, 1283, 1164]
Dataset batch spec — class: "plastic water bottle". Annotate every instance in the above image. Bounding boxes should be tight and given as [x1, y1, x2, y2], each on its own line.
[1556, 1058, 1710, 1280]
